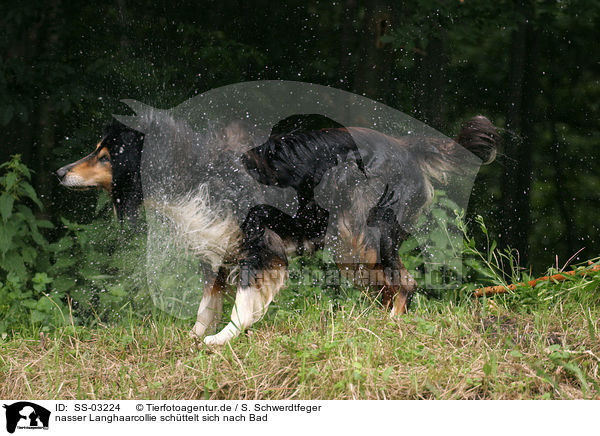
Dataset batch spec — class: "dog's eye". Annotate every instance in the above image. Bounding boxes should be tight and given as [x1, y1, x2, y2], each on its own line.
[99, 155, 110, 163]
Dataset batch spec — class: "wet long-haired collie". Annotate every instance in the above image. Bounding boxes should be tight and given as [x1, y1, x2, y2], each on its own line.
[57, 115, 498, 345]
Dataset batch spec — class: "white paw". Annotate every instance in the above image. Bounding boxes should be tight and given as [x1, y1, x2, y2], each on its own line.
[204, 333, 228, 346]
[204, 323, 240, 345]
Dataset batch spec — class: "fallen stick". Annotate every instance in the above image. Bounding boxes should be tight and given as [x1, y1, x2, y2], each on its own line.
[473, 264, 600, 297]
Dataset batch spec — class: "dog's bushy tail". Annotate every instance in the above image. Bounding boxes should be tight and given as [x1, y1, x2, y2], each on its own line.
[416, 115, 499, 185]
[455, 115, 498, 165]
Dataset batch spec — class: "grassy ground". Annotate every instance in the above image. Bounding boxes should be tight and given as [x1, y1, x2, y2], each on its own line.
[1, 270, 599, 400]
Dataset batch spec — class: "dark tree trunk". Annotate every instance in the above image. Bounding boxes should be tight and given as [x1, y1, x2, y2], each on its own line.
[337, 0, 359, 92]
[34, 102, 55, 212]
[352, 0, 395, 104]
[549, 120, 576, 257]
[500, 0, 537, 265]
[32, 1, 62, 218]
[413, 27, 448, 132]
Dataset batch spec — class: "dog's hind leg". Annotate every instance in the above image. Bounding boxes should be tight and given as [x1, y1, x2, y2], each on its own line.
[190, 267, 226, 339]
[385, 258, 417, 317]
[378, 227, 417, 317]
[366, 191, 417, 317]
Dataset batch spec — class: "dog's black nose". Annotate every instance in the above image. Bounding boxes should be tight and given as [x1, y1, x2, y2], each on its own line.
[56, 166, 68, 179]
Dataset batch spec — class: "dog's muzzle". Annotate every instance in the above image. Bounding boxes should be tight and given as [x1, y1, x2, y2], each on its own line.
[56, 165, 69, 180]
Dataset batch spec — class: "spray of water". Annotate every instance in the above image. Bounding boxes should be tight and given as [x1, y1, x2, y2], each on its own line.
[115, 81, 483, 318]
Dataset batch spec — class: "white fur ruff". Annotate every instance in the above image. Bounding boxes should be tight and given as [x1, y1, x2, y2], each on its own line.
[148, 185, 242, 272]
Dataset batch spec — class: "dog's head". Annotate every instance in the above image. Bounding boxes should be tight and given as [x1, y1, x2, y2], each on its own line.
[57, 119, 144, 225]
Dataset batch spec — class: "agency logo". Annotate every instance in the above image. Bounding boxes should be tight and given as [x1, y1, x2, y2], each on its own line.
[2, 402, 50, 434]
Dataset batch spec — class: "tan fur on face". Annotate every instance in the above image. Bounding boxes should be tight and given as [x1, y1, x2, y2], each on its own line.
[60, 143, 112, 192]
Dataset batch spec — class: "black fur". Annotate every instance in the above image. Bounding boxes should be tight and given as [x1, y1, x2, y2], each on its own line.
[241, 127, 368, 257]
[242, 128, 366, 196]
[102, 120, 145, 225]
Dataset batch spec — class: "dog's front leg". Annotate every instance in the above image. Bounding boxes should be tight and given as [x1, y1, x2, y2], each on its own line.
[190, 267, 226, 339]
[204, 206, 291, 345]
[203, 285, 270, 345]
[204, 223, 288, 346]
[204, 262, 287, 346]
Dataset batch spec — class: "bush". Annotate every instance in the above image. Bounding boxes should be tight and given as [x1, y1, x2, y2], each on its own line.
[0, 155, 151, 334]
[49, 215, 150, 325]
[0, 155, 63, 332]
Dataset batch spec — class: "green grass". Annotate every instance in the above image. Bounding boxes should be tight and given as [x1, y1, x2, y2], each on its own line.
[1, 268, 598, 400]
[3, 159, 597, 399]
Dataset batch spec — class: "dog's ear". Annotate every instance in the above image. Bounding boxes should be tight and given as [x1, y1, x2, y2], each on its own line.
[116, 99, 167, 135]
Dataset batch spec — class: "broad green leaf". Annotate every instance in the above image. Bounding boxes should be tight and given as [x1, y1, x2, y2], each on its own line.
[4, 172, 17, 191]
[52, 276, 76, 292]
[51, 256, 77, 270]
[20, 246, 37, 265]
[0, 251, 27, 278]
[30, 228, 47, 247]
[0, 223, 16, 255]
[31, 310, 49, 324]
[0, 194, 14, 221]
[48, 236, 74, 253]
[36, 220, 54, 229]
[20, 182, 42, 210]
